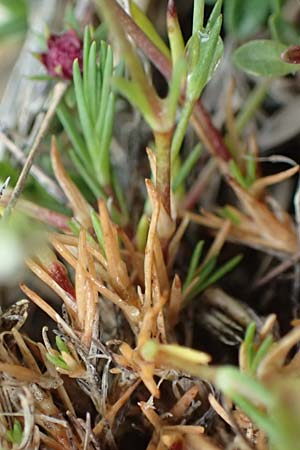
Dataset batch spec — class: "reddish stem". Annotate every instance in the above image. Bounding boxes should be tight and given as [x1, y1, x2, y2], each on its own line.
[112, 0, 231, 162]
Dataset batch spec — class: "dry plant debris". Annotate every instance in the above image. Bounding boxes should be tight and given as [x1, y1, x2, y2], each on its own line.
[1, 1, 300, 450]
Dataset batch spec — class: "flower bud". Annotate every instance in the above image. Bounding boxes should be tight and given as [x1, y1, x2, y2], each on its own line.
[40, 30, 83, 80]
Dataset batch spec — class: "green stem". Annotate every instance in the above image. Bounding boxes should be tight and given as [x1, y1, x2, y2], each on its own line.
[94, 0, 161, 118]
[155, 130, 173, 215]
[171, 100, 194, 164]
[192, 0, 205, 33]
[236, 80, 270, 134]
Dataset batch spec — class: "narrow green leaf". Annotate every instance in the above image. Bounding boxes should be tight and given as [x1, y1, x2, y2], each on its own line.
[236, 81, 269, 134]
[246, 154, 256, 185]
[68, 219, 81, 236]
[100, 40, 108, 76]
[46, 353, 69, 370]
[192, 0, 205, 33]
[130, 0, 170, 59]
[167, 57, 186, 122]
[250, 335, 273, 375]
[96, 44, 113, 139]
[199, 254, 243, 292]
[136, 213, 149, 252]
[91, 210, 106, 254]
[112, 170, 128, 221]
[187, 15, 222, 101]
[216, 366, 276, 409]
[206, 0, 223, 31]
[69, 150, 103, 199]
[218, 206, 241, 226]
[87, 41, 98, 123]
[229, 160, 249, 189]
[83, 26, 92, 98]
[73, 59, 97, 163]
[244, 322, 256, 371]
[171, 100, 194, 163]
[167, 0, 185, 65]
[28, 75, 54, 81]
[183, 240, 205, 290]
[231, 393, 277, 438]
[98, 92, 115, 186]
[55, 336, 70, 354]
[56, 102, 94, 173]
[187, 255, 218, 300]
[112, 77, 155, 129]
[173, 143, 203, 190]
[233, 40, 300, 77]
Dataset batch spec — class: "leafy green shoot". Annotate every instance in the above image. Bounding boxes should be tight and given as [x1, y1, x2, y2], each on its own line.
[184, 245, 243, 303]
[57, 26, 118, 198]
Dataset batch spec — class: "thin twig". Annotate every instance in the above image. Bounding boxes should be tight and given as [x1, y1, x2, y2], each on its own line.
[254, 253, 300, 290]
[2, 82, 67, 221]
[0, 131, 65, 203]
[183, 158, 217, 210]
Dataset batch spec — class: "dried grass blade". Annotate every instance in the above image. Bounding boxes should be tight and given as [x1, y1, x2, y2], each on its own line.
[229, 178, 296, 253]
[76, 228, 88, 330]
[139, 401, 162, 433]
[51, 136, 91, 228]
[82, 251, 98, 348]
[87, 273, 140, 325]
[144, 180, 160, 309]
[0, 363, 41, 382]
[167, 216, 189, 270]
[20, 284, 77, 339]
[93, 380, 140, 436]
[98, 200, 133, 302]
[171, 385, 199, 418]
[202, 219, 231, 265]
[153, 235, 169, 293]
[257, 326, 300, 380]
[169, 274, 182, 326]
[251, 165, 299, 196]
[26, 258, 77, 319]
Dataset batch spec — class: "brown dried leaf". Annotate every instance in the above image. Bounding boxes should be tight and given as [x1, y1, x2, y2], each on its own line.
[51, 137, 91, 228]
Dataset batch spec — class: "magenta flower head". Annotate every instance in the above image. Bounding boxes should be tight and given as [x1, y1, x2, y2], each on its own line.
[40, 29, 83, 80]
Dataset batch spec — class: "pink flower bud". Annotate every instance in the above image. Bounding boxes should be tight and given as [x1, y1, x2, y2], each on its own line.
[281, 45, 300, 65]
[40, 30, 83, 80]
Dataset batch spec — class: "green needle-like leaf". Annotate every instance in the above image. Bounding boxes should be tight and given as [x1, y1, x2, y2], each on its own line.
[87, 41, 98, 122]
[198, 254, 243, 293]
[172, 143, 203, 190]
[91, 210, 106, 254]
[130, 0, 170, 59]
[183, 240, 205, 290]
[96, 44, 113, 139]
[73, 59, 97, 164]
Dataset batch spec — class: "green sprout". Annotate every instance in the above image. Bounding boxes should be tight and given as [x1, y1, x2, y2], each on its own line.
[242, 322, 273, 376]
[183, 240, 243, 303]
[6, 419, 23, 445]
[46, 336, 70, 370]
[229, 156, 256, 189]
